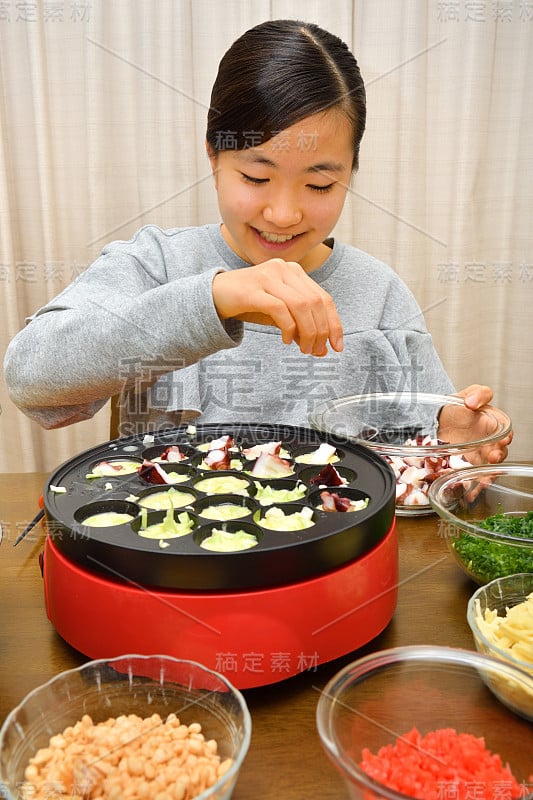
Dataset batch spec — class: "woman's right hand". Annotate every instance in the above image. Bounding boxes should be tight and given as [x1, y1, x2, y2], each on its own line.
[212, 259, 344, 357]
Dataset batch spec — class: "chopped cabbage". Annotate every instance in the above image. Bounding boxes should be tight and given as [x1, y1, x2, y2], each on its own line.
[253, 481, 307, 506]
[138, 510, 194, 539]
[259, 506, 315, 531]
[200, 528, 258, 552]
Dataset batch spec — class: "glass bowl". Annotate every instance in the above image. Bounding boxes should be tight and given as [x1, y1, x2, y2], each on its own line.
[316, 645, 533, 800]
[308, 392, 512, 517]
[0, 655, 252, 800]
[467, 573, 533, 717]
[429, 463, 533, 583]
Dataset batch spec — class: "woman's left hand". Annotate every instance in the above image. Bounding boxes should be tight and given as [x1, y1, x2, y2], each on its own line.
[437, 384, 513, 464]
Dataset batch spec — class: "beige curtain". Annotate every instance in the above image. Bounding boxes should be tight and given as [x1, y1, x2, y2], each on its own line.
[1, 0, 531, 473]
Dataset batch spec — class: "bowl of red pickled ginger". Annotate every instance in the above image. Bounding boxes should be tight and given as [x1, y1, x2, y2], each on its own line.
[316, 645, 533, 800]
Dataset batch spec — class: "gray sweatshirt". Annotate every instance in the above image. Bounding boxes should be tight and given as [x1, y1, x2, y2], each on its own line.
[3, 223, 454, 435]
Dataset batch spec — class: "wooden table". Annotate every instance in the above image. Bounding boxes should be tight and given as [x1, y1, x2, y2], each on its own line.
[0, 472, 478, 798]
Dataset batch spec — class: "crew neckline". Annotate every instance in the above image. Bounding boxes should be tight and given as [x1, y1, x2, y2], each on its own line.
[206, 223, 343, 284]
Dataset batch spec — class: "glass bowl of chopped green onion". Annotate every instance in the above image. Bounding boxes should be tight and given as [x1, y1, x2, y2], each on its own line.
[316, 645, 533, 800]
[428, 463, 533, 584]
[467, 572, 533, 720]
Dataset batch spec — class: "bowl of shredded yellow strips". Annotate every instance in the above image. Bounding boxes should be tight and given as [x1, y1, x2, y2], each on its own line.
[467, 572, 533, 720]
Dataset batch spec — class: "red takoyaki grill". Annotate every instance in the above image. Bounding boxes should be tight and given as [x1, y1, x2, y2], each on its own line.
[42, 423, 398, 689]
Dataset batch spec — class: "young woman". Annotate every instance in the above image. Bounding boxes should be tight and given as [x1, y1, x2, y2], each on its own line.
[3, 20, 511, 461]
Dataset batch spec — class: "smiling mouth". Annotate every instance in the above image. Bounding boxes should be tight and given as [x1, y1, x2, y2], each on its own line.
[256, 229, 300, 244]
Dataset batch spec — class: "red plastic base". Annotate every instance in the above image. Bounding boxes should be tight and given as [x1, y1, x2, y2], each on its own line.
[43, 520, 398, 689]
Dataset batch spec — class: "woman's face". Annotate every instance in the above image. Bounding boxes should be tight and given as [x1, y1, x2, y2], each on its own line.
[208, 110, 354, 272]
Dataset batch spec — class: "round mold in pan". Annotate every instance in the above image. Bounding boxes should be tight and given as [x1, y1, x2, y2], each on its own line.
[43, 423, 396, 591]
[297, 464, 357, 486]
[138, 461, 196, 486]
[74, 500, 140, 528]
[194, 493, 258, 521]
[136, 485, 199, 510]
[85, 456, 143, 479]
[191, 470, 253, 496]
[133, 508, 199, 541]
[292, 443, 345, 466]
[141, 443, 195, 463]
[253, 502, 320, 531]
[308, 486, 371, 513]
[249, 477, 308, 506]
[240, 440, 293, 461]
[243, 456, 296, 479]
[194, 520, 263, 551]
[191, 451, 246, 473]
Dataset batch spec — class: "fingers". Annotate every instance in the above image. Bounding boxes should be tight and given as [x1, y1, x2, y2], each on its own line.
[271, 268, 341, 355]
[456, 384, 494, 410]
[440, 385, 513, 467]
[487, 446, 508, 464]
[260, 261, 343, 356]
[486, 427, 513, 463]
[212, 260, 344, 357]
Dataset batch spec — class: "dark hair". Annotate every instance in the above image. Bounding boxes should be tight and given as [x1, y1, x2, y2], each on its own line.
[206, 19, 366, 170]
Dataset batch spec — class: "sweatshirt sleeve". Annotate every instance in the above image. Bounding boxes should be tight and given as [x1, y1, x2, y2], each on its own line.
[3, 226, 243, 428]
